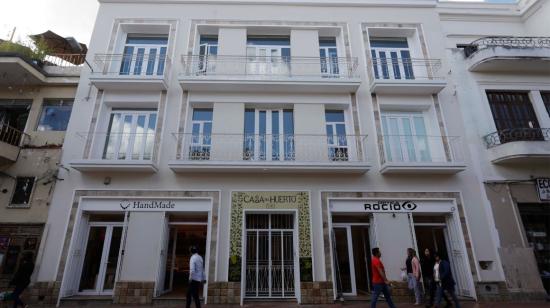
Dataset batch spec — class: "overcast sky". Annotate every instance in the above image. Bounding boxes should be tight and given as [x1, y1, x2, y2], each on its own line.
[0, 0, 99, 45]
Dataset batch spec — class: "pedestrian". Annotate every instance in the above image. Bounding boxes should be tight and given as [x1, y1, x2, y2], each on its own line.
[9, 252, 34, 308]
[421, 248, 450, 308]
[404, 248, 422, 306]
[186, 246, 205, 308]
[433, 252, 461, 308]
[370, 247, 397, 308]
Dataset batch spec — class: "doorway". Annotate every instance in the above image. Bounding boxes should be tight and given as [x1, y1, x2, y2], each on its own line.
[159, 224, 208, 298]
[78, 223, 123, 295]
[332, 223, 371, 298]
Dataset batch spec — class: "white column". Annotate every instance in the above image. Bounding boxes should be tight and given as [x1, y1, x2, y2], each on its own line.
[218, 28, 247, 75]
[530, 91, 550, 129]
[290, 29, 320, 77]
[294, 104, 326, 162]
[211, 102, 245, 161]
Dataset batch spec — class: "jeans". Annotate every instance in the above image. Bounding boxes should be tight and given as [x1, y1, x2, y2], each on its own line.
[371, 283, 396, 308]
[12, 285, 26, 308]
[186, 280, 201, 308]
[426, 278, 450, 306]
[408, 273, 422, 304]
[435, 283, 460, 308]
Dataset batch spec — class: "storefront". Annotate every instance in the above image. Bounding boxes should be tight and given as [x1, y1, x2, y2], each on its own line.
[56, 193, 216, 304]
[324, 193, 477, 300]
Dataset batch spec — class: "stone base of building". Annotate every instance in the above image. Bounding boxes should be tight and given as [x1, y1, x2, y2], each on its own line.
[475, 281, 547, 302]
[388, 281, 413, 303]
[301, 281, 333, 304]
[207, 281, 241, 304]
[113, 281, 154, 304]
[28, 281, 61, 305]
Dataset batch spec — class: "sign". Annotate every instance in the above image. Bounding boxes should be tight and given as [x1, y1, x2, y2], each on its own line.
[364, 200, 418, 212]
[80, 198, 211, 212]
[233, 191, 306, 209]
[119, 199, 176, 210]
[536, 178, 550, 202]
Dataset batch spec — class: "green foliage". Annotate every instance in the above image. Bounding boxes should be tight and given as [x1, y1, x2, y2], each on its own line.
[228, 255, 242, 282]
[0, 37, 52, 61]
[300, 257, 313, 282]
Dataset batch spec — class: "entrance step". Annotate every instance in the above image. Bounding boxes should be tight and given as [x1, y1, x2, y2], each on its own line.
[59, 295, 113, 306]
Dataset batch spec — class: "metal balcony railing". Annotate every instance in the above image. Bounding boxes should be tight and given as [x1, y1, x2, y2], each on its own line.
[43, 54, 85, 67]
[368, 57, 443, 82]
[181, 55, 359, 79]
[92, 53, 171, 77]
[76, 132, 156, 161]
[380, 135, 463, 164]
[483, 128, 550, 149]
[465, 36, 550, 57]
[0, 123, 29, 147]
[174, 133, 368, 163]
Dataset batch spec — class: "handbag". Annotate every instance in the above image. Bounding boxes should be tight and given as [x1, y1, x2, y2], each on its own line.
[400, 269, 408, 282]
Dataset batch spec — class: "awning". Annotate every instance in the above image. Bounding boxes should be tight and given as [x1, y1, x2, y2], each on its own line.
[30, 30, 88, 65]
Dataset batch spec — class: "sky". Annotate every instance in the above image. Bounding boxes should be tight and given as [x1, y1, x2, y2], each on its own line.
[0, 0, 517, 47]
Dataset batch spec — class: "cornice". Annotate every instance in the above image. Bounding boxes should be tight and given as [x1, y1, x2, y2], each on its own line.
[98, 0, 437, 8]
[437, 0, 543, 22]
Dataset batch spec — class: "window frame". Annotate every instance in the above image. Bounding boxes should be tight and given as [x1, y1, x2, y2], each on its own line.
[36, 99, 74, 132]
[9, 176, 36, 208]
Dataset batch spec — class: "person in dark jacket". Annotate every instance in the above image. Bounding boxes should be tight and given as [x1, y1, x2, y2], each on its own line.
[433, 252, 460, 308]
[9, 252, 34, 308]
[421, 249, 450, 308]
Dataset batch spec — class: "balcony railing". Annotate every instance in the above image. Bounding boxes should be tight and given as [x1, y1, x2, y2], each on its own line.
[92, 53, 170, 77]
[181, 55, 359, 79]
[381, 135, 463, 164]
[483, 128, 550, 149]
[0, 123, 29, 147]
[76, 132, 156, 161]
[465, 36, 550, 57]
[174, 133, 367, 163]
[368, 57, 443, 81]
[43, 54, 85, 67]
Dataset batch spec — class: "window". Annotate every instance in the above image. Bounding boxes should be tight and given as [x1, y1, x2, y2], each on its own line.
[0, 99, 31, 131]
[37, 99, 73, 131]
[486, 91, 542, 143]
[103, 110, 157, 160]
[198, 35, 218, 73]
[542, 92, 550, 117]
[189, 108, 213, 160]
[381, 112, 431, 163]
[243, 108, 294, 161]
[370, 37, 414, 80]
[10, 177, 35, 206]
[246, 36, 291, 75]
[325, 110, 348, 161]
[120, 35, 168, 76]
[320, 37, 339, 76]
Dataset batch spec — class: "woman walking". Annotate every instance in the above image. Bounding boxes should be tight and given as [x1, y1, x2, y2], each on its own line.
[405, 248, 422, 306]
[9, 252, 34, 308]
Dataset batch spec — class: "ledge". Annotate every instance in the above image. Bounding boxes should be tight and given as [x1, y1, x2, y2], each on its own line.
[168, 160, 370, 174]
[70, 159, 158, 172]
[89, 75, 168, 91]
[380, 162, 466, 174]
[467, 47, 550, 73]
[369, 79, 447, 95]
[487, 141, 550, 164]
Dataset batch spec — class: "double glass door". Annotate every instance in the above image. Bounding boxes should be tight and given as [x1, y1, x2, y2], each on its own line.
[243, 109, 294, 161]
[120, 35, 168, 76]
[78, 225, 123, 295]
[381, 112, 431, 163]
[103, 110, 157, 160]
[332, 226, 371, 297]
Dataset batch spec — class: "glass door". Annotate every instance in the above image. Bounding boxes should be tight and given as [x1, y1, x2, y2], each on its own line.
[120, 35, 168, 76]
[198, 35, 218, 74]
[246, 36, 291, 76]
[333, 227, 356, 296]
[320, 38, 339, 77]
[381, 112, 431, 163]
[102, 110, 157, 161]
[370, 37, 414, 80]
[78, 225, 123, 295]
[325, 110, 349, 161]
[243, 109, 294, 161]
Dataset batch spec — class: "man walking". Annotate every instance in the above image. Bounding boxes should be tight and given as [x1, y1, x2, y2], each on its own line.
[422, 248, 450, 308]
[371, 247, 397, 308]
[434, 253, 461, 308]
[186, 246, 205, 308]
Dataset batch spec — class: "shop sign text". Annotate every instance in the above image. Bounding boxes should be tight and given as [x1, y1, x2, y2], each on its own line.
[119, 199, 176, 210]
[536, 178, 550, 202]
[364, 200, 418, 212]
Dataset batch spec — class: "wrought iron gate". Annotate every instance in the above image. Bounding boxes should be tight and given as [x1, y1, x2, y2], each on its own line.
[245, 214, 295, 298]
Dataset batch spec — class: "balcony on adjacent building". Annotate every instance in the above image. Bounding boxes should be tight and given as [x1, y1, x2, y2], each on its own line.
[70, 132, 158, 172]
[483, 128, 550, 164]
[168, 133, 370, 173]
[379, 135, 466, 174]
[89, 53, 171, 90]
[367, 57, 446, 95]
[465, 37, 550, 73]
[0, 123, 29, 165]
[0, 53, 82, 86]
[178, 55, 361, 93]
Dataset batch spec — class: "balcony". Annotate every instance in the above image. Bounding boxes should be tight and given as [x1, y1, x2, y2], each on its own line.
[0, 123, 29, 165]
[178, 55, 361, 93]
[0, 53, 82, 86]
[168, 134, 370, 174]
[483, 128, 550, 164]
[89, 53, 171, 90]
[70, 132, 158, 172]
[379, 135, 466, 174]
[368, 57, 446, 95]
[465, 37, 550, 73]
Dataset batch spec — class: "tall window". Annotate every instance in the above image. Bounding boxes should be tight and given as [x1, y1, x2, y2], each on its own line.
[381, 112, 431, 163]
[320, 37, 339, 76]
[246, 36, 291, 75]
[103, 110, 157, 160]
[10, 177, 35, 206]
[243, 108, 294, 161]
[120, 35, 168, 76]
[37, 99, 73, 131]
[189, 108, 213, 160]
[325, 110, 348, 161]
[198, 35, 218, 73]
[486, 91, 542, 143]
[370, 37, 414, 80]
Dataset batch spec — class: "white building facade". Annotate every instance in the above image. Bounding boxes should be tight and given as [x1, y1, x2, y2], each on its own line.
[31, 0, 548, 305]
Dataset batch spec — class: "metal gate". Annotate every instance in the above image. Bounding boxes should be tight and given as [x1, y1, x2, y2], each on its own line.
[244, 213, 295, 298]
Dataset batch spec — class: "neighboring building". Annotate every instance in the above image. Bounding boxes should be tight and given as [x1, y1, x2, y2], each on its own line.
[30, 0, 547, 306]
[439, 0, 550, 299]
[0, 40, 82, 289]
